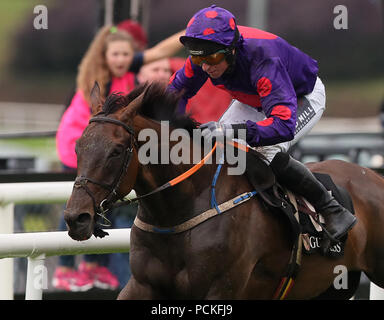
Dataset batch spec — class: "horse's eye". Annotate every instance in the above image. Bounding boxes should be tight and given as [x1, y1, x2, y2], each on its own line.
[110, 147, 122, 158]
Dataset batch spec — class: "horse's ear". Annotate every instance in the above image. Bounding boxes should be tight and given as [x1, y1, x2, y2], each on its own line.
[90, 82, 103, 115]
[121, 86, 148, 122]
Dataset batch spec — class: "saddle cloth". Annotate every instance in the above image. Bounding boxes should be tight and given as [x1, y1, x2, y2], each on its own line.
[294, 172, 355, 258]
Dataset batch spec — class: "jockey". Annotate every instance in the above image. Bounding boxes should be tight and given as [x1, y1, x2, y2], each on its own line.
[168, 5, 356, 242]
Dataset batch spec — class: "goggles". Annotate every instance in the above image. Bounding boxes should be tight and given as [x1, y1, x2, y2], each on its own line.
[190, 49, 227, 66]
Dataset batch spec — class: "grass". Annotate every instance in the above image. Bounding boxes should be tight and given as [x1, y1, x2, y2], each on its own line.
[0, 0, 55, 72]
[23, 214, 49, 232]
[0, 136, 56, 154]
[324, 77, 384, 118]
[0, 136, 59, 167]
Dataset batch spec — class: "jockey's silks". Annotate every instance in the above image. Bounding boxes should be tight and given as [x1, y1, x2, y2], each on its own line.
[169, 25, 318, 147]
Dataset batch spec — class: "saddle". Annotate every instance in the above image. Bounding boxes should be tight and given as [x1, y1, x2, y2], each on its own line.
[244, 150, 355, 258]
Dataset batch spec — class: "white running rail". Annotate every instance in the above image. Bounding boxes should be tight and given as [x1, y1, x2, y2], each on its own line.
[0, 181, 134, 300]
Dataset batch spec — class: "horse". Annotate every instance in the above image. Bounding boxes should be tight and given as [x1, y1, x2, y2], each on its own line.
[64, 82, 384, 299]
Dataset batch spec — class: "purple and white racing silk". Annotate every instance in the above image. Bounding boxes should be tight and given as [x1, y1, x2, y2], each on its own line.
[168, 5, 319, 148]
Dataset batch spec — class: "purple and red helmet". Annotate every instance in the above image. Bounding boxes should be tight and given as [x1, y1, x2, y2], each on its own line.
[180, 5, 239, 56]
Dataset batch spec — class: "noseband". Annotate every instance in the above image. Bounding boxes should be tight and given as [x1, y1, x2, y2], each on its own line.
[74, 116, 136, 228]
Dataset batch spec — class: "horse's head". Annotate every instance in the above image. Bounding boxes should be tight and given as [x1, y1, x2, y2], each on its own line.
[64, 82, 197, 240]
[64, 83, 143, 240]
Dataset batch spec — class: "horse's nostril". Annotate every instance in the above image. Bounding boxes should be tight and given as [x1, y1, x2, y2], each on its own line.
[76, 212, 92, 225]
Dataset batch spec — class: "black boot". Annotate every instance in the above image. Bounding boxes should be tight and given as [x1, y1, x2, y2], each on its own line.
[270, 152, 357, 242]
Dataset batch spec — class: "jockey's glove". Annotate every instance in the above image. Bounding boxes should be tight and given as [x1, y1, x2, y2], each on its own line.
[199, 121, 247, 141]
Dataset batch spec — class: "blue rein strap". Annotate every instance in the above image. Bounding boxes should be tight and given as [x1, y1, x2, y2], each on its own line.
[233, 191, 258, 204]
[210, 154, 257, 214]
[211, 163, 223, 213]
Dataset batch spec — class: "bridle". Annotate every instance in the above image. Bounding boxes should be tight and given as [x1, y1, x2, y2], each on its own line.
[73, 116, 136, 227]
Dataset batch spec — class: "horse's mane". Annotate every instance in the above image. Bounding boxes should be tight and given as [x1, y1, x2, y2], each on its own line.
[101, 82, 199, 135]
[100, 82, 269, 167]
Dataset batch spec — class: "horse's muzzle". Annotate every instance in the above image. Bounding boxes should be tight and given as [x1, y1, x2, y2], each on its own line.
[64, 211, 94, 241]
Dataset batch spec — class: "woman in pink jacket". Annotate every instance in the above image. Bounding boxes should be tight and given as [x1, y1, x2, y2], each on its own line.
[56, 25, 184, 169]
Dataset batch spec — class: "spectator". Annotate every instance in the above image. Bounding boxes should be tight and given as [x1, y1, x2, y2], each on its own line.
[137, 58, 173, 84]
[117, 19, 148, 51]
[135, 56, 232, 123]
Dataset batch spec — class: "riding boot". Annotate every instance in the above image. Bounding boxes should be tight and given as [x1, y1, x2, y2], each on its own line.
[270, 152, 357, 242]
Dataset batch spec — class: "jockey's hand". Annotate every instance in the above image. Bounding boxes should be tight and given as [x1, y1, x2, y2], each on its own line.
[199, 121, 246, 141]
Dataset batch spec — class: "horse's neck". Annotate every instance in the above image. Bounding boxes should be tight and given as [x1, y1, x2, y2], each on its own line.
[132, 117, 217, 226]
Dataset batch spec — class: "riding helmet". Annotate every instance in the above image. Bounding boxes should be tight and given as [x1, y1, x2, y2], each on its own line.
[180, 5, 240, 60]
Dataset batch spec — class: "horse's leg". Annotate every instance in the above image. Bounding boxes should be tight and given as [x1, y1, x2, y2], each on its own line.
[117, 277, 157, 300]
[363, 246, 384, 288]
[359, 226, 384, 288]
[356, 180, 384, 288]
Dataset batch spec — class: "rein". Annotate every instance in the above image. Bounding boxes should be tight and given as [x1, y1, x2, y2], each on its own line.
[114, 141, 218, 208]
[114, 140, 248, 209]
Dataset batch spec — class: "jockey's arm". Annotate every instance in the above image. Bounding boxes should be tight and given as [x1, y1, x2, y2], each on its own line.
[245, 57, 297, 147]
[143, 29, 186, 64]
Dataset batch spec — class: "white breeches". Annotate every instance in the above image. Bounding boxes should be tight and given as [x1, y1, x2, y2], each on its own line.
[219, 77, 326, 162]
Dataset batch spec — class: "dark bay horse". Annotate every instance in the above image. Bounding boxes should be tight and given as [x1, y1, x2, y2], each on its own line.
[64, 82, 384, 299]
